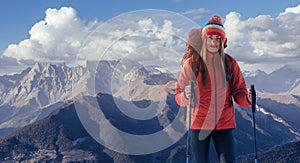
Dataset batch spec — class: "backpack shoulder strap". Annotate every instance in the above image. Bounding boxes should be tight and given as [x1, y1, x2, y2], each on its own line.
[191, 53, 200, 78]
[224, 53, 234, 98]
[182, 53, 205, 83]
[224, 53, 233, 82]
[181, 52, 200, 78]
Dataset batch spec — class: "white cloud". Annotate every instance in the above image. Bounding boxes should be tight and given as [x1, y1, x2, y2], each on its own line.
[2, 5, 300, 75]
[138, 18, 158, 32]
[181, 8, 209, 16]
[1, 8, 198, 75]
[4, 7, 97, 64]
[224, 5, 300, 66]
[280, 4, 300, 15]
[181, 8, 211, 20]
[79, 11, 190, 71]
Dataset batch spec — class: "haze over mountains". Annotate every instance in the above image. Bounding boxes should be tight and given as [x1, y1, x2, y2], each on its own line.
[0, 60, 299, 162]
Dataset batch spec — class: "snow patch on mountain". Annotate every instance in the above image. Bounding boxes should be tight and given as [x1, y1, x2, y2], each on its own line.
[258, 105, 300, 138]
[259, 92, 300, 107]
[243, 69, 267, 77]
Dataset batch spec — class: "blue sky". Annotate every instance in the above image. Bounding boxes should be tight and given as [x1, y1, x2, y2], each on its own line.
[1, 0, 300, 75]
[1, 0, 297, 51]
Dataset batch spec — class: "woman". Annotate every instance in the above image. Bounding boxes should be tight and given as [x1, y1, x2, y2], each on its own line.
[175, 15, 251, 163]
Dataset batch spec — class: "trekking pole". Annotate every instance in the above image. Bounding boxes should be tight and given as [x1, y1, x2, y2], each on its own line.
[250, 84, 258, 163]
[186, 80, 195, 163]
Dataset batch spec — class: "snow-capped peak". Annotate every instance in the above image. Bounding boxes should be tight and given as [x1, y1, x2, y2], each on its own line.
[243, 69, 267, 77]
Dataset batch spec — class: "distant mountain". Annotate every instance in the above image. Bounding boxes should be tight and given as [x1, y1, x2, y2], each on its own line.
[244, 65, 300, 93]
[291, 80, 300, 95]
[0, 61, 300, 162]
[1, 63, 78, 108]
[0, 63, 85, 136]
[0, 91, 300, 162]
[0, 59, 174, 137]
[0, 101, 65, 136]
[0, 67, 31, 102]
[238, 141, 300, 163]
[0, 93, 187, 162]
[235, 91, 300, 161]
[1, 60, 298, 137]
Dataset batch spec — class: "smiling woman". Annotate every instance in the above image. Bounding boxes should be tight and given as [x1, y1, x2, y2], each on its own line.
[175, 15, 252, 163]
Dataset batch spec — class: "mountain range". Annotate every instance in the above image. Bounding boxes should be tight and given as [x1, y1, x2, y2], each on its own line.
[0, 60, 299, 162]
[0, 92, 299, 162]
[243, 65, 300, 94]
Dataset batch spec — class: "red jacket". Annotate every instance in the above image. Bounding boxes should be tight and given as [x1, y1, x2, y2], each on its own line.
[175, 53, 251, 130]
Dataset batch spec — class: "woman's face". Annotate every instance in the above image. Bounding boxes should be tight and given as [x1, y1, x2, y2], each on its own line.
[206, 35, 222, 53]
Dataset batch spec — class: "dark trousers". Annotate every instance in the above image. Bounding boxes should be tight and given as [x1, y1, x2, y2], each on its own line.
[190, 129, 235, 163]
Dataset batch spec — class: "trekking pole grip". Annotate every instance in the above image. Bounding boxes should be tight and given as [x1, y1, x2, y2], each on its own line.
[250, 84, 256, 113]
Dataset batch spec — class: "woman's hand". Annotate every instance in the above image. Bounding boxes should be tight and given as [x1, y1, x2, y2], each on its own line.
[184, 82, 197, 99]
[247, 88, 252, 104]
[184, 85, 192, 98]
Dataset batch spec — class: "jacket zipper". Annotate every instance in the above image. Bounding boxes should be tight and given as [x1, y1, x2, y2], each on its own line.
[212, 54, 218, 129]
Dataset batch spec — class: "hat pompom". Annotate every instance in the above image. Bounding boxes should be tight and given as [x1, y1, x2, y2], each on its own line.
[207, 15, 223, 27]
[202, 15, 226, 46]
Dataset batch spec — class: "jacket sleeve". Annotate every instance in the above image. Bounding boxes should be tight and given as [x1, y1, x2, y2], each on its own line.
[175, 59, 194, 107]
[230, 58, 251, 107]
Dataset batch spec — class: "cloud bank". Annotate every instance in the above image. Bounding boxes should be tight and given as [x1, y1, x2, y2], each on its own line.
[225, 6, 300, 63]
[1, 7, 96, 74]
[1, 5, 300, 75]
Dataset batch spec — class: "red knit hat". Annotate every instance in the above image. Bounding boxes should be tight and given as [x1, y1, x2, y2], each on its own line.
[202, 15, 226, 45]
